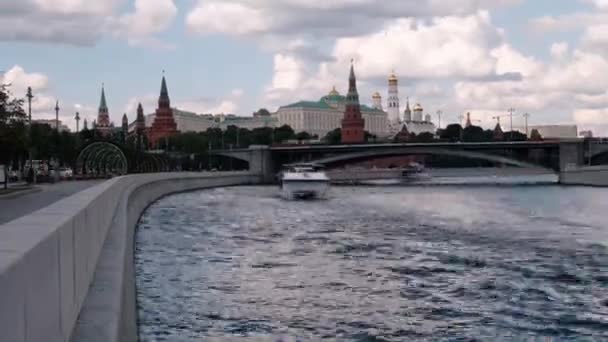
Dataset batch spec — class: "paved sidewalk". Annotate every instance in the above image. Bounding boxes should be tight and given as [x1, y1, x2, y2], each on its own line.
[0, 180, 103, 225]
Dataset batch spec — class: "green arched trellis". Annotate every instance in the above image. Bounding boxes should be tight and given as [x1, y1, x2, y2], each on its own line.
[76, 142, 129, 176]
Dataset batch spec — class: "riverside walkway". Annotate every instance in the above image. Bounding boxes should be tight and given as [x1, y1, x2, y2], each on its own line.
[0, 180, 102, 225]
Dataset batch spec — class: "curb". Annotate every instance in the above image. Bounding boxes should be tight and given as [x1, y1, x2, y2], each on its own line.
[0, 186, 42, 200]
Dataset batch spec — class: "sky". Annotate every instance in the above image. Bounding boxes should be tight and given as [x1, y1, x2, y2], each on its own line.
[1, 0, 607, 135]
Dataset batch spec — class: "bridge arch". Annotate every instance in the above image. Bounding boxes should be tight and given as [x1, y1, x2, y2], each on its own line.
[310, 148, 553, 171]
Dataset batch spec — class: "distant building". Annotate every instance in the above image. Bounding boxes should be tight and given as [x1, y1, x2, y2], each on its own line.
[400, 99, 436, 135]
[580, 130, 593, 138]
[275, 85, 388, 138]
[130, 109, 277, 133]
[217, 114, 277, 130]
[32, 119, 70, 132]
[514, 124, 578, 139]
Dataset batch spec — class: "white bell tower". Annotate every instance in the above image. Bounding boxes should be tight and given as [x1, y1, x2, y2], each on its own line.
[387, 71, 400, 125]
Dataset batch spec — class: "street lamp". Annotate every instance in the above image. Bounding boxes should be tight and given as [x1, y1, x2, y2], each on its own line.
[75, 112, 80, 132]
[54, 100, 60, 131]
[436, 110, 443, 129]
[26, 87, 36, 184]
[508, 108, 515, 140]
[523, 113, 530, 137]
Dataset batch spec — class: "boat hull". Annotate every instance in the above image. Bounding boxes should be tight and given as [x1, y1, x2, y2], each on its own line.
[281, 180, 330, 200]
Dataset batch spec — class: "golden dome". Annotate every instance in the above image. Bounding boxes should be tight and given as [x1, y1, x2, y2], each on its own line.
[388, 73, 398, 82]
[414, 103, 423, 111]
[372, 91, 381, 98]
[328, 86, 340, 96]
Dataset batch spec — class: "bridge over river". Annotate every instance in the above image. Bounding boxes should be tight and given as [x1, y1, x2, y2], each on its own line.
[215, 139, 608, 185]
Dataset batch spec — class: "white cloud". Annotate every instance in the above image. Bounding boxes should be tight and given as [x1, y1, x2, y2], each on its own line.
[550, 42, 569, 60]
[0, 0, 176, 46]
[110, 0, 177, 47]
[0, 0, 120, 45]
[0, 65, 92, 131]
[186, 2, 268, 36]
[186, 0, 520, 39]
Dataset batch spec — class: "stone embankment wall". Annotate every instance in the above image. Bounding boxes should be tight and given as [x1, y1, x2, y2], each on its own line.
[0, 172, 259, 342]
[559, 165, 608, 186]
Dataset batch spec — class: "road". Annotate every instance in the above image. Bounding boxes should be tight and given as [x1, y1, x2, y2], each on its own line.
[0, 180, 103, 225]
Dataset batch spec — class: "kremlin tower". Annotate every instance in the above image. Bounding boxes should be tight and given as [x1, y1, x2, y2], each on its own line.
[341, 62, 365, 144]
[96, 84, 112, 136]
[413, 103, 424, 122]
[372, 92, 383, 111]
[148, 73, 178, 148]
[387, 71, 400, 126]
[403, 97, 412, 122]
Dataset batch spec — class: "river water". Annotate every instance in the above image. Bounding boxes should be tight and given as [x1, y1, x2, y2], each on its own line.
[136, 186, 608, 341]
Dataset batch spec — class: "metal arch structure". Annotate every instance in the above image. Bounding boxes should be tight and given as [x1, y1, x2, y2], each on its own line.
[76, 142, 129, 176]
[309, 148, 555, 172]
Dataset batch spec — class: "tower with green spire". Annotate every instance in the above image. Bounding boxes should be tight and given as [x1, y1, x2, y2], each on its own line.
[96, 84, 112, 136]
[341, 61, 365, 144]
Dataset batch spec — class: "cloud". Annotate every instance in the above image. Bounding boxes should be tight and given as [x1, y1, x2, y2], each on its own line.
[109, 0, 178, 48]
[0, 65, 100, 131]
[261, 11, 532, 111]
[0, 0, 177, 46]
[186, 0, 520, 40]
[0, 0, 120, 45]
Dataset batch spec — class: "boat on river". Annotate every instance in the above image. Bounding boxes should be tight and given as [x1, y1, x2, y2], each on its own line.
[401, 163, 431, 183]
[279, 163, 330, 200]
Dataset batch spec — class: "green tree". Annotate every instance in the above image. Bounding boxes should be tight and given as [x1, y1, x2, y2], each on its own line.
[323, 128, 342, 145]
[0, 84, 27, 167]
[250, 127, 274, 145]
[295, 131, 312, 143]
[462, 125, 485, 142]
[273, 125, 295, 143]
[440, 124, 463, 142]
[412, 131, 435, 142]
[483, 129, 495, 141]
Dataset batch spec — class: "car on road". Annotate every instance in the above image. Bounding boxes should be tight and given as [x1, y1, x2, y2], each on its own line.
[59, 167, 73, 179]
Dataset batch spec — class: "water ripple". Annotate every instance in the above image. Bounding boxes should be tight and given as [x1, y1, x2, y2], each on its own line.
[136, 186, 608, 341]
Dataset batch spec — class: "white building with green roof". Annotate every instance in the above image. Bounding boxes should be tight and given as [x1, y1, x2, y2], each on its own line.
[276, 87, 389, 138]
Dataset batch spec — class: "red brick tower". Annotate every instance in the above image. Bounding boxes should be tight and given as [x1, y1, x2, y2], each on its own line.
[148, 74, 178, 148]
[341, 61, 365, 144]
[96, 84, 112, 136]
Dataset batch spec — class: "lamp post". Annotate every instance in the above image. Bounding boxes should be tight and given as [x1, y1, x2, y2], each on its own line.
[436, 110, 442, 129]
[26, 87, 36, 184]
[508, 108, 515, 140]
[54, 100, 60, 131]
[75, 112, 80, 132]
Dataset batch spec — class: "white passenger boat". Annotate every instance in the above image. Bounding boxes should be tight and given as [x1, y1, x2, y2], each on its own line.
[279, 164, 330, 200]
